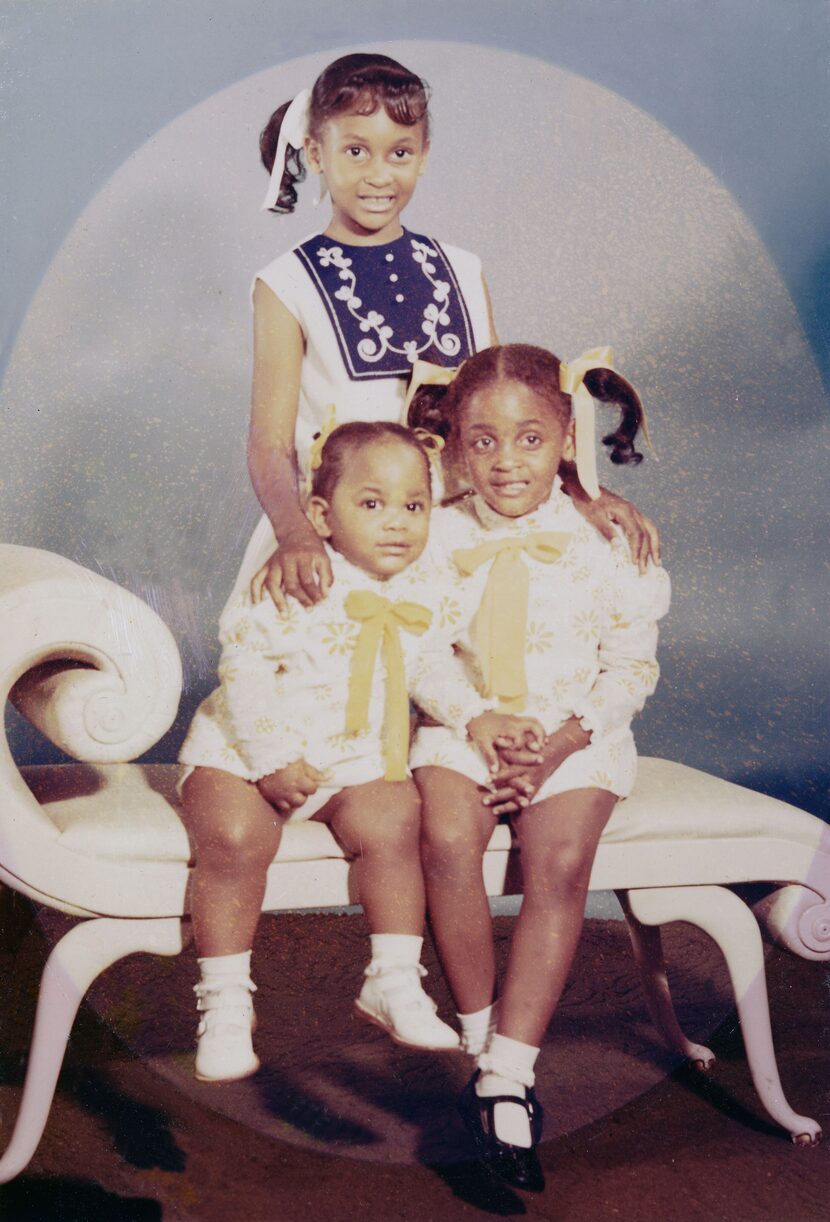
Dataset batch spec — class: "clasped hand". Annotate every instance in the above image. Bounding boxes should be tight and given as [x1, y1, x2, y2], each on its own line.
[476, 715, 593, 817]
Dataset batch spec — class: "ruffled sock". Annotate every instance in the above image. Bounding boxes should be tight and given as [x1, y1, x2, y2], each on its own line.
[458, 1001, 499, 1057]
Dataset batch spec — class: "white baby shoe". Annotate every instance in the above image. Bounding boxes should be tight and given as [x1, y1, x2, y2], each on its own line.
[193, 978, 259, 1082]
[355, 962, 460, 1051]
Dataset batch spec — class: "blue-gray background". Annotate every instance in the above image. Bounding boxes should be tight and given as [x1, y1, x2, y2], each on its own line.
[2, 1, 828, 817]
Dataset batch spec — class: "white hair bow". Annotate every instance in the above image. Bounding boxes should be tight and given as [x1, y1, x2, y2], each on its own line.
[261, 88, 312, 212]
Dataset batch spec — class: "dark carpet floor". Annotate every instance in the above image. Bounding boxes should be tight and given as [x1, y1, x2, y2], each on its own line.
[0, 890, 828, 1220]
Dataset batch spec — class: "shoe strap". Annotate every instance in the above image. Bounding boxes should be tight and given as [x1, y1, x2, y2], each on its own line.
[475, 1089, 544, 1144]
[364, 960, 427, 980]
[194, 978, 256, 1012]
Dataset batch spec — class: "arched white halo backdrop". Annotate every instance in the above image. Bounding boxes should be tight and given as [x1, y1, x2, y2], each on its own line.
[2, 41, 827, 809]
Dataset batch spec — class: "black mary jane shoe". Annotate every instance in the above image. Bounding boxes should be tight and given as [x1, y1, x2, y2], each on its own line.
[458, 1071, 545, 1193]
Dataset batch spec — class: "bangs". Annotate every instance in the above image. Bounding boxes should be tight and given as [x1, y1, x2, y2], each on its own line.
[311, 60, 431, 137]
[346, 84, 429, 129]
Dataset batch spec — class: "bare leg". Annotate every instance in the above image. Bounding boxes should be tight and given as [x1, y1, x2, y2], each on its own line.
[316, 777, 425, 933]
[181, 767, 286, 957]
[415, 766, 499, 1014]
[319, 777, 460, 1049]
[498, 787, 617, 1046]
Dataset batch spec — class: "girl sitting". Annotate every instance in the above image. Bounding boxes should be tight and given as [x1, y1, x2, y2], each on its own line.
[179, 422, 540, 1082]
[408, 345, 670, 1191]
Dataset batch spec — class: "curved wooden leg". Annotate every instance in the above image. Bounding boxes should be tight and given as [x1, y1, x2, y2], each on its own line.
[626, 885, 821, 1146]
[0, 915, 185, 1184]
[616, 890, 715, 1070]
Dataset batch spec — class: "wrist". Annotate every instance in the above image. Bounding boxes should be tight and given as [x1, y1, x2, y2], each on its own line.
[542, 718, 591, 763]
[279, 519, 320, 548]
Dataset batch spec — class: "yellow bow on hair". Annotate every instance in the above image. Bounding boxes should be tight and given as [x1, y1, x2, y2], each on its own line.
[452, 532, 570, 712]
[308, 404, 338, 474]
[559, 347, 615, 502]
[559, 347, 655, 501]
[344, 590, 433, 781]
[403, 359, 460, 414]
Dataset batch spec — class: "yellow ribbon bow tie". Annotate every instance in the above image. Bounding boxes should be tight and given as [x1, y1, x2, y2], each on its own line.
[344, 590, 433, 781]
[452, 532, 570, 712]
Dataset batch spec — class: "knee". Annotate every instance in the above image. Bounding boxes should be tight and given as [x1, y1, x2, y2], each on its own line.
[525, 839, 594, 901]
[191, 806, 279, 872]
[421, 814, 484, 878]
[360, 784, 422, 857]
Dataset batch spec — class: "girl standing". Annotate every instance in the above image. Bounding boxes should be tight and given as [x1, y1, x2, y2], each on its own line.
[240, 52, 658, 611]
[407, 345, 670, 1191]
[179, 422, 541, 1082]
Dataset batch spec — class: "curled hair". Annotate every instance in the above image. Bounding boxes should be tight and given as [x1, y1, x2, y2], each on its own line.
[309, 421, 431, 503]
[407, 344, 645, 467]
[260, 53, 430, 215]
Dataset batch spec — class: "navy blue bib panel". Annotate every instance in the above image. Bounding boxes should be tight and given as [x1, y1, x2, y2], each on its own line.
[293, 229, 477, 380]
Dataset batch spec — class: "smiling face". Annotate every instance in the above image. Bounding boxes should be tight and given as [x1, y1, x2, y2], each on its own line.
[305, 105, 429, 245]
[459, 379, 574, 518]
[308, 439, 431, 578]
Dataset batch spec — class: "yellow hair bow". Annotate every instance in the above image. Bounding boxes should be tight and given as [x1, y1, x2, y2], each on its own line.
[403, 359, 460, 414]
[453, 532, 570, 712]
[559, 347, 615, 502]
[344, 590, 433, 781]
[305, 405, 338, 495]
[308, 404, 338, 474]
[559, 347, 655, 501]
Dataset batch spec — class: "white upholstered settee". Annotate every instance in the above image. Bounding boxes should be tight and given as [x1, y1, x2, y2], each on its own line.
[0, 543, 827, 1181]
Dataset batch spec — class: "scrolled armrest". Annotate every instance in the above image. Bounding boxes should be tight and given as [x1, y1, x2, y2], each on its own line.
[753, 884, 830, 962]
[2, 545, 181, 763]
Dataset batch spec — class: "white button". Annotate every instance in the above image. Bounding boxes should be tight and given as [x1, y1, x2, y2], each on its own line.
[395, 293, 405, 303]
[385, 253, 395, 262]
[389, 273, 399, 282]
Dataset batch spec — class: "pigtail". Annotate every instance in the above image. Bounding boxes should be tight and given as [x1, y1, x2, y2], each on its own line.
[583, 367, 644, 467]
[259, 102, 307, 214]
[407, 383, 454, 441]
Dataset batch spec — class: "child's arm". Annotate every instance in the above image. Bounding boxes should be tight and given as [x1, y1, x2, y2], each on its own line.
[248, 280, 333, 612]
[559, 463, 661, 573]
[483, 276, 499, 345]
[487, 554, 670, 814]
[407, 572, 544, 772]
[216, 593, 312, 782]
[571, 554, 670, 738]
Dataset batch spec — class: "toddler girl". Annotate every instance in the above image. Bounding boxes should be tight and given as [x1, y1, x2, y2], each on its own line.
[238, 51, 658, 612]
[179, 422, 540, 1081]
[408, 345, 670, 1191]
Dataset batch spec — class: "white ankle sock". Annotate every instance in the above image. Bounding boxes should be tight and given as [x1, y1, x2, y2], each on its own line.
[197, 950, 252, 985]
[476, 1034, 540, 1149]
[369, 933, 423, 968]
[457, 1002, 498, 1056]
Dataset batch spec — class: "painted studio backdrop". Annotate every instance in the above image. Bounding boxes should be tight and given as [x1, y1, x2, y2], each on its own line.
[2, 3, 828, 819]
